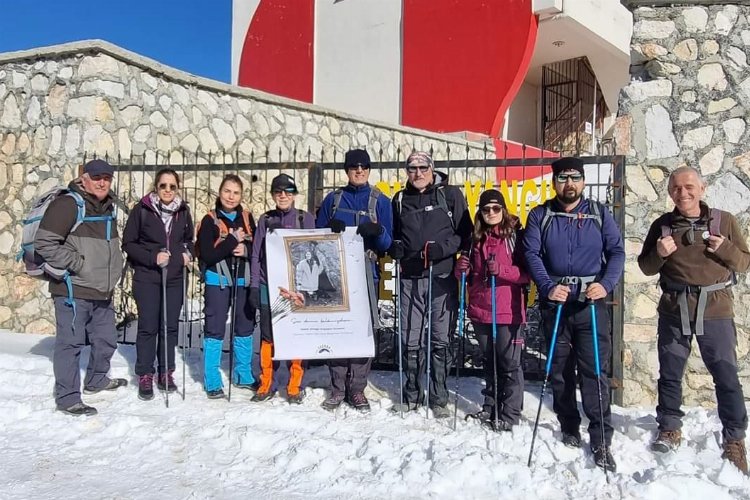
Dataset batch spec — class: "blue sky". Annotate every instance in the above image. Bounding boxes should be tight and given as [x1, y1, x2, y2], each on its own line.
[0, 0, 232, 82]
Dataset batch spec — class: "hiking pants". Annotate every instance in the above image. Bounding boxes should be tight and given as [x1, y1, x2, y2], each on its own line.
[258, 285, 304, 396]
[53, 297, 118, 408]
[399, 273, 457, 407]
[133, 280, 183, 376]
[203, 285, 254, 341]
[541, 300, 613, 447]
[475, 323, 525, 425]
[656, 315, 747, 441]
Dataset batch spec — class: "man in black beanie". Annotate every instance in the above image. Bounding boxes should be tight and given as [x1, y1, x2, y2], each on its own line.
[523, 156, 625, 471]
[315, 148, 393, 412]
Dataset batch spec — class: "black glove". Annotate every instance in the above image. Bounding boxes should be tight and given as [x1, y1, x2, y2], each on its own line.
[389, 240, 405, 260]
[356, 222, 383, 239]
[328, 219, 346, 234]
[249, 287, 260, 310]
[423, 242, 444, 262]
[267, 222, 282, 233]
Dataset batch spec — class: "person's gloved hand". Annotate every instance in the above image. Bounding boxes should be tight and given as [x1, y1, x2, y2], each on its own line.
[267, 222, 282, 233]
[455, 255, 471, 274]
[423, 242, 444, 262]
[356, 222, 383, 238]
[389, 240, 405, 260]
[249, 287, 260, 310]
[486, 259, 500, 276]
[328, 219, 346, 234]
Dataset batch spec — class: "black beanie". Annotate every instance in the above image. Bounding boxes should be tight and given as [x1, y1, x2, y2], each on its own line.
[344, 149, 370, 170]
[551, 157, 585, 177]
[479, 189, 506, 209]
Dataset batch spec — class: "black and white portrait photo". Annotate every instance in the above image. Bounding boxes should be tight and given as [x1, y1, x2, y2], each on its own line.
[285, 234, 349, 312]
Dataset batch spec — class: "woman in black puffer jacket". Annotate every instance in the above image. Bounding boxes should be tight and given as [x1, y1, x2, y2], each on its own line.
[122, 168, 194, 401]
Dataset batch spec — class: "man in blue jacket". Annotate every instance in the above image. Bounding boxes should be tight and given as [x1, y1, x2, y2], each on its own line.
[316, 148, 393, 412]
[523, 157, 625, 472]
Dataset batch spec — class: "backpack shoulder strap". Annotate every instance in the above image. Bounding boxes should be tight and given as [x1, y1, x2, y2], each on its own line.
[297, 209, 306, 229]
[396, 191, 403, 215]
[208, 210, 229, 241]
[660, 213, 673, 238]
[709, 208, 722, 236]
[589, 199, 603, 231]
[65, 191, 87, 233]
[367, 187, 380, 223]
[436, 186, 455, 230]
[330, 188, 344, 220]
[241, 211, 253, 242]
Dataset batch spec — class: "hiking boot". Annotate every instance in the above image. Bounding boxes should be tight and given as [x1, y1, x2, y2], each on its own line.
[138, 374, 154, 401]
[430, 405, 451, 419]
[206, 388, 225, 399]
[287, 392, 305, 405]
[251, 390, 275, 402]
[465, 409, 492, 424]
[348, 392, 371, 413]
[487, 420, 514, 432]
[235, 381, 260, 391]
[156, 371, 178, 393]
[321, 393, 346, 411]
[722, 440, 749, 475]
[651, 430, 682, 453]
[56, 402, 98, 416]
[83, 378, 128, 395]
[391, 402, 419, 413]
[592, 446, 617, 472]
[562, 430, 582, 448]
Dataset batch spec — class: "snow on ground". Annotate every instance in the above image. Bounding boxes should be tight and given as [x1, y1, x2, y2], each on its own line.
[1, 330, 749, 500]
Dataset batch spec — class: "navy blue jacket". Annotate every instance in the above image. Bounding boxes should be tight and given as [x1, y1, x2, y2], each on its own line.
[122, 195, 194, 286]
[316, 183, 393, 279]
[523, 197, 625, 302]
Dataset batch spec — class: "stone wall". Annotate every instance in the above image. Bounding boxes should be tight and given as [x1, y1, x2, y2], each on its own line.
[618, 4, 750, 406]
[0, 40, 491, 336]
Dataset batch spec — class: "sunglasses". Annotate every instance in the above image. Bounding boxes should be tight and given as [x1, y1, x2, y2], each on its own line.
[346, 164, 370, 171]
[406, 165, 431, 174]
[555, 173, 583, 183]
[272, 188, 296, 195]
[481, 205, 503, 215]
[158, 183, 178, 191]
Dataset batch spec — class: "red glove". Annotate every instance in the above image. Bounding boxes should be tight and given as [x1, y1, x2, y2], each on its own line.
[486, 260, 500, 276]
[455, 255, 471, 274]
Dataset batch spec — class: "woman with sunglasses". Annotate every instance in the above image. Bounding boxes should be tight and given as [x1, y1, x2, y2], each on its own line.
[455, 189, 529, 431]
[123, 168, 194, 401]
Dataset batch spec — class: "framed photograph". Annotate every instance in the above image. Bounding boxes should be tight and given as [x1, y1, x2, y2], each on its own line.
[284, 233, 349, 312]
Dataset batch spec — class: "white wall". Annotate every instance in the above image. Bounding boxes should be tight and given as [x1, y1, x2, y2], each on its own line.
[505, 82, 539, 146]
[314, 0, 402, 124]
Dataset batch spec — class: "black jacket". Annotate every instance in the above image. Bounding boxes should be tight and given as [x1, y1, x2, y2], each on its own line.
[392, 171, 472, 278]
[122, 195, 194, 286]
[196, 202, 255, 280]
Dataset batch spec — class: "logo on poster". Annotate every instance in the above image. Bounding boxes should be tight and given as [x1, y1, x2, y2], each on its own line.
[317, 344, 333, 354]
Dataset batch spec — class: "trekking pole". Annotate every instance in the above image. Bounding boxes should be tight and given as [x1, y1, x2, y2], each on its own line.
[590, 298, 610, 484]
[159, 248, 170, 409]
[181, 267, 188, 401]
[453, 251, 469, 431]
[227, 257, 240, 403]
[425, 259, 434, 419]
[528, 302, 563, 467]
[489, 254, 499, 431]
[394, 252, 405, 419]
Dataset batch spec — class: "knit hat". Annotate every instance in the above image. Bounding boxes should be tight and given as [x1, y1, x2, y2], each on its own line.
[83, 159, 114, 177]
[270, 173, 298, 194]
[479, 189, 506, 209]
[344, 149, 371, 169]
[551, 157, 585, 177]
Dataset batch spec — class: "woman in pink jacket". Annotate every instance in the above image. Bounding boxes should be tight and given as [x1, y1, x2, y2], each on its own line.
[456, 189, 529, 431]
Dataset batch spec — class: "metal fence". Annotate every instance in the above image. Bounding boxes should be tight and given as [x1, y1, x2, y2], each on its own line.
[101, 147, 625, 404]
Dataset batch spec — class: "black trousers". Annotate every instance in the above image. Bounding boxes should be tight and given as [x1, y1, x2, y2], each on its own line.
[475, 323, 524, 425]
[133, 280, 183, 376]
[541, 300, 613, 447]
[656, 315, 747, 441]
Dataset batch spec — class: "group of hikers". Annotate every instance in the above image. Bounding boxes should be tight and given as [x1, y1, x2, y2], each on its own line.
[28, 149, 749, 474]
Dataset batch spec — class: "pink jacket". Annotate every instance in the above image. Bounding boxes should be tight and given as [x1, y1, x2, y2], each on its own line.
[457, 228, 529, 325]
